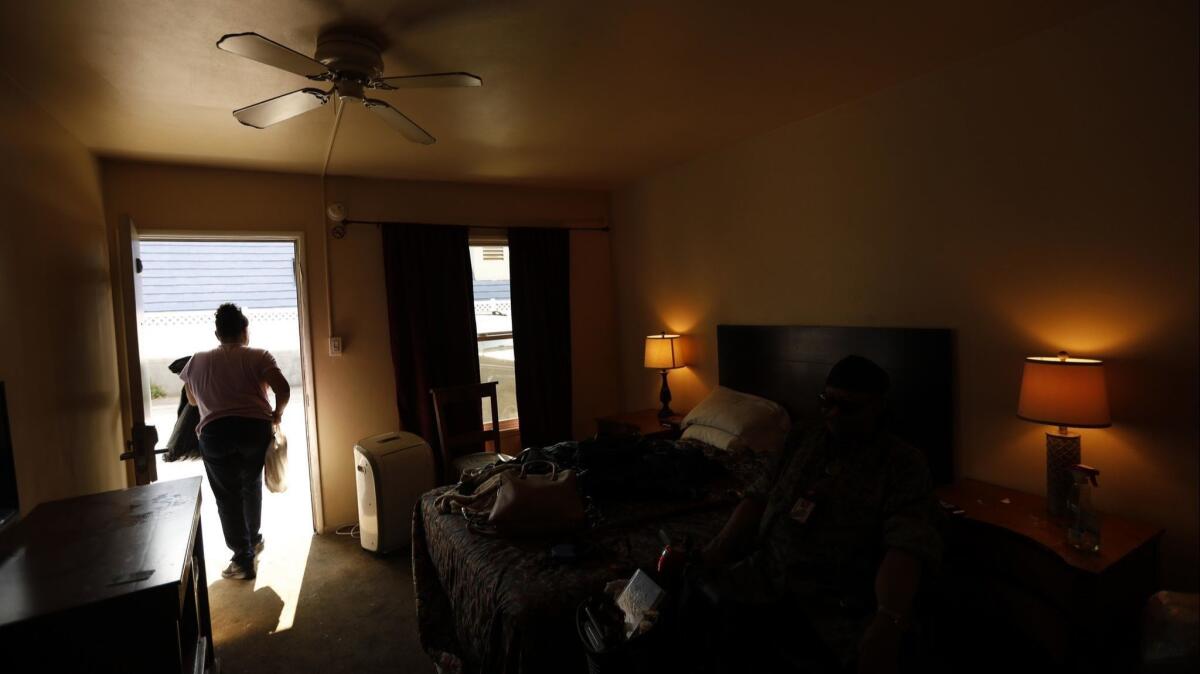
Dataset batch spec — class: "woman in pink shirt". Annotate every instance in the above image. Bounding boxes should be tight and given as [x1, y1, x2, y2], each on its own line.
[181, 303, 290, 580]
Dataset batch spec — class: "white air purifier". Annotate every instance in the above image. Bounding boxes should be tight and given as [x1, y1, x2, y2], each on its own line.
[354, 431, 436, 553]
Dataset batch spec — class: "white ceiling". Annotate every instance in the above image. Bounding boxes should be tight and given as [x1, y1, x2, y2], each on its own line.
[0, 0, 1105, 187]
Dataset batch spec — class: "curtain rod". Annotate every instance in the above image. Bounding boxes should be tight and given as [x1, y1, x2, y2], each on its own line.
[339, 219, 610, 232]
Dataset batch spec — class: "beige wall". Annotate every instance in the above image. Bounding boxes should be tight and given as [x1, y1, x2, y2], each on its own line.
[0, 73, 126, 511]
[611, 0, 1198, 588]
[99, 162, 616, 531]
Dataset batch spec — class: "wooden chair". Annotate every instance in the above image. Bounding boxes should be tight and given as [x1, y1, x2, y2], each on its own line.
[430, 381, 506, 483]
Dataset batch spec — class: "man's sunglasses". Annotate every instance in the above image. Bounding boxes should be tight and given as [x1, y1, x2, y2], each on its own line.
[818, 393, 866, 414]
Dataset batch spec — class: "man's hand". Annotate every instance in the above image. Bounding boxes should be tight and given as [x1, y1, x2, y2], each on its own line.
[862, 548, 920, 673]
[271, 409, 284, 427]
[857, 614, 903, 674]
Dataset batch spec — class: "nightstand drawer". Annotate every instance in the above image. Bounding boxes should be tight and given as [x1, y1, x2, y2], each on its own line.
[949, 518, 1082, 614]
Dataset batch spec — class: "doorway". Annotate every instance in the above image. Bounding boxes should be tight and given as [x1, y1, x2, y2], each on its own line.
[132, 237, 318, 605]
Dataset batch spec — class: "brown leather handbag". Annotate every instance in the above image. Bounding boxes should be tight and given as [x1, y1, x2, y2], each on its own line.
[486, 460, 586, 536]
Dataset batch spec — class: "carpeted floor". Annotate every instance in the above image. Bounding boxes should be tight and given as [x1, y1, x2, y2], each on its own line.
[155, 405, 431, 673]
[206, 534, 432, 674]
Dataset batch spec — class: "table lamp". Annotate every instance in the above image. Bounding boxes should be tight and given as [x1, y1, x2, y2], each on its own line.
[644, 333, 685, 419]
[1016, 351, 1110, 518]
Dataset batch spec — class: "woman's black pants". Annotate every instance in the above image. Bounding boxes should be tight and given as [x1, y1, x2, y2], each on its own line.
[199, 416, 272, 565]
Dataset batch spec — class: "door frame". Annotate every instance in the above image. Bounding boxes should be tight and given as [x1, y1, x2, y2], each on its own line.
[115, 229, 325, 533]
[112, 216, 158, 484]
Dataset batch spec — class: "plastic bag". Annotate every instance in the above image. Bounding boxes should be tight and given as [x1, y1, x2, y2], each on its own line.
[265, 426, 288, 493]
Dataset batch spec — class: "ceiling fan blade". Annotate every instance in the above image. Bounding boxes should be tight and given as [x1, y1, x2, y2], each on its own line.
[217, 32, 331, 80]
[233, 88, 330, 129]
[372, 72, 482, 90]
[364, 99, 436, 144]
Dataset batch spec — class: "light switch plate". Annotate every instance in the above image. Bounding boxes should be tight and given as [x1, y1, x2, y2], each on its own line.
[328, 337, 343, 357]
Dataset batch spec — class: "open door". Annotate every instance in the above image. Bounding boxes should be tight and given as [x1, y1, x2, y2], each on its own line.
[115, 216, 159, 484]
[293, 252, 324, 532]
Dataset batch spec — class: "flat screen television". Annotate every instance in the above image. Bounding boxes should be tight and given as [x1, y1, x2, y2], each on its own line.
[0, 381, 18, 530]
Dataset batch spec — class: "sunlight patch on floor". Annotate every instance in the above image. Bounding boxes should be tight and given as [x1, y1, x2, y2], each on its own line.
[253, 529, 312, 632]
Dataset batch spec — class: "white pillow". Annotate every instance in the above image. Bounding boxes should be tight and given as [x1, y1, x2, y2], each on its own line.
[680, 423, 750, 453]
[681, 386, 791, 454]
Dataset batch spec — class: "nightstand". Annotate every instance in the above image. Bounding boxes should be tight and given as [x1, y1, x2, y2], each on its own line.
[595, 409, 684, 440]
[933, 478, 1163, 671]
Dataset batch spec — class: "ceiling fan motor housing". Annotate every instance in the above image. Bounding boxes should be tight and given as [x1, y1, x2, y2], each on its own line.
[315, 32, 384, 83]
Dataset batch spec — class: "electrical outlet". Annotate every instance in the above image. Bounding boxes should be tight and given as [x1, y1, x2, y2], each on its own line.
[328, 337, 343, 357]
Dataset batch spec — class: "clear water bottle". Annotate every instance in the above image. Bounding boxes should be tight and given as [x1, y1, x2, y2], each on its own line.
[1066, 464, 1101, 553]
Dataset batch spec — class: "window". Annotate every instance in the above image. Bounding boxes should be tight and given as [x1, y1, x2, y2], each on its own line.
[469, 242, 518, 428]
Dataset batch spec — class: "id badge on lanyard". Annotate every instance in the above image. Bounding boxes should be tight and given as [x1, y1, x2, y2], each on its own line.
[789, 490, 817, 523]
[788, 461, 840, 524]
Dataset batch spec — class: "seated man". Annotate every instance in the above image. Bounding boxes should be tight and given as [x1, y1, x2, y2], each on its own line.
[699, 355, 941, 674]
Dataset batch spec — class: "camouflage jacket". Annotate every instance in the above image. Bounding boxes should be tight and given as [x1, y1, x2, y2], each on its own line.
[736, 425, 942, 663]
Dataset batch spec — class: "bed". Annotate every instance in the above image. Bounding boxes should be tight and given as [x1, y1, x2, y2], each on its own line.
[411, 325, 954, 673]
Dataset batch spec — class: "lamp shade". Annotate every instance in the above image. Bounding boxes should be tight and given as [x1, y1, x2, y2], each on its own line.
[644, 334, 685, 370]
[1017, 355, 1111, 428]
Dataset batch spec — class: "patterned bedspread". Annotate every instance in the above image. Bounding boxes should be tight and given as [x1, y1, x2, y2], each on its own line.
[412, 441, 764, 674]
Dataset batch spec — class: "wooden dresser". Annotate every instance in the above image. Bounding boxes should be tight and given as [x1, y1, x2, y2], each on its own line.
[933, 478, 1162, 672]
[0, 477, 215, 673]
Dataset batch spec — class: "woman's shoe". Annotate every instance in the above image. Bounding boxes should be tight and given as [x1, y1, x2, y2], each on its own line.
[221, 560, 256, 580]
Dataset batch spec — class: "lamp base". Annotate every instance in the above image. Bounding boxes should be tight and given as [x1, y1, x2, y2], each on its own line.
[658, 370, 675, 419]
[1046, 430, 1081, 518]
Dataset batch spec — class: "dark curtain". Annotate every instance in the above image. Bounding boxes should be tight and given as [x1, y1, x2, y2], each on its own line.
[508, 227, 573, 448]
[381, 224, 480, 474]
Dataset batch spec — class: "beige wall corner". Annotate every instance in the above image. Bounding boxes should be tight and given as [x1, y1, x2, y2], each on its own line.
[610, 0, 1199, 589]
[0, 74, 125, 510]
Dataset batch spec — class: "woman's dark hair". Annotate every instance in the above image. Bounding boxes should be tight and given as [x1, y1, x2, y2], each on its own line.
[214, 303, 249, 342]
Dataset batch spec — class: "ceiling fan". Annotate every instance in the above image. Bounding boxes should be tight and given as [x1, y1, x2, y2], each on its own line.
[216, 31, 480, 144]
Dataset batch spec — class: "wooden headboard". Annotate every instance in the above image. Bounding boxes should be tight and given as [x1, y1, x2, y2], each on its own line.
[717, 325, 954, 485]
